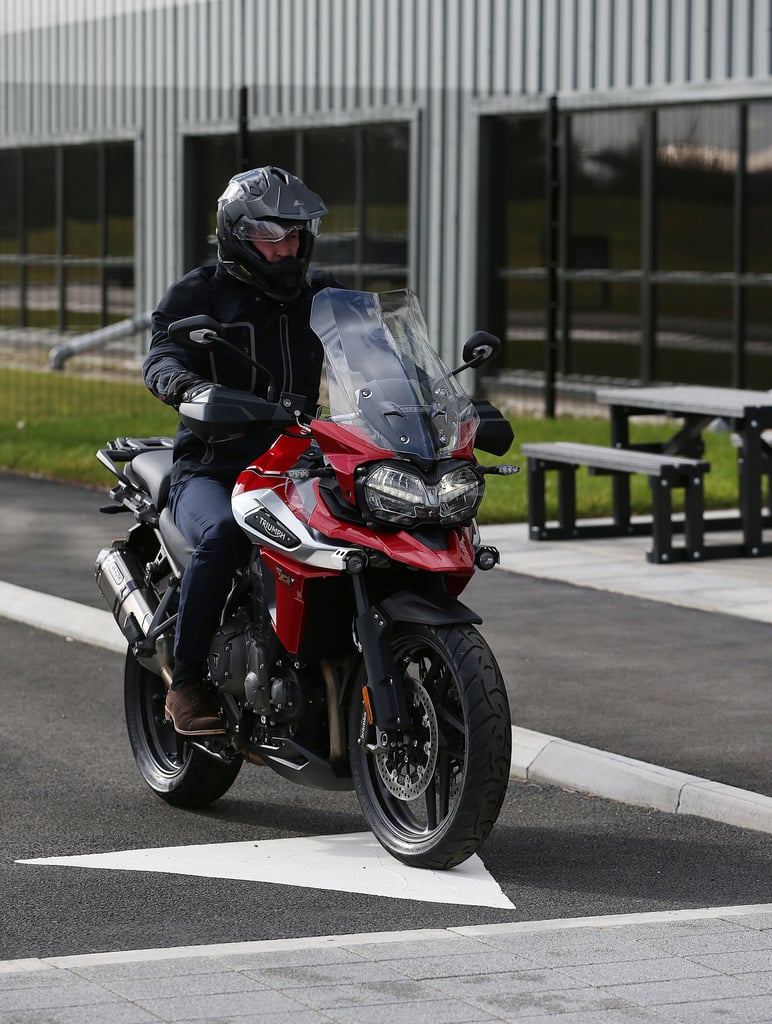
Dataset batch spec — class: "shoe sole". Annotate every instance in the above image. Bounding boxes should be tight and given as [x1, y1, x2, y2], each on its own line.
[165, 708, 226, 737]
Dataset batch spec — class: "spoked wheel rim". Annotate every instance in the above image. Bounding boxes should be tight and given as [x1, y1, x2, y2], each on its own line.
[359, 630, 467, 842]
[134, 667, 193, 781]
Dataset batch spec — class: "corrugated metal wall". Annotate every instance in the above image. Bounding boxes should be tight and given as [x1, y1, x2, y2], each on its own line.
[2, 0, 772, 360]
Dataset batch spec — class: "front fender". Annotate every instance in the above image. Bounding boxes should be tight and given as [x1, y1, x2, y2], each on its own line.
[378, 590, 482, 627]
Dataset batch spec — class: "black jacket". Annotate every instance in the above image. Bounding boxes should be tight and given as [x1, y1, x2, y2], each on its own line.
[143, 263, 336, 487]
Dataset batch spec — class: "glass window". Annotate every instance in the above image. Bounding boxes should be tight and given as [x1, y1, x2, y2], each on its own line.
[105, 143, 134, 258]
[745, 288, 772, 388]
[64, 145, 100, 257]
[655, 284, 733, 385]
[305, 129, 358, 282]
[503, 280, 547, 373]
[0, 263, 21, 327]
[569, 281, 640, 378]
[492, 116, 547, 271]
[65, 264, 102, 331]
[106, 265, 134, 322]
[247, 131, 296, 174]
[0, 142, 134, 337]
[746, 104, 772, 275]
[0, 150, 20, 255]
[568, 110, 643, 271]
[25, 263, 59, 329]
[362, 123, 409, 284]
[185, 125, 411, 290]
[24, 148, 57, 256]
[185, 135, 238, 270]
[655, 105, 737, 273]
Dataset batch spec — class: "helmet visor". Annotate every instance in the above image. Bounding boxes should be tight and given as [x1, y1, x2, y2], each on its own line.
[236, 217, 322, 244]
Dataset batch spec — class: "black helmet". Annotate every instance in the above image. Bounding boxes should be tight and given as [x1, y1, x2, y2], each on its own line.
[215, 166, 327, 301]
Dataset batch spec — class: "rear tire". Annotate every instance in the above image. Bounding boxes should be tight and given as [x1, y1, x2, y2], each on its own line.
[349, 622, 511, 869]
[124, 652, 241, 808]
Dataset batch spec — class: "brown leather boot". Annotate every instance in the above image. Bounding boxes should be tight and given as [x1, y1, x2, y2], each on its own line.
[165, 684, 225, 736]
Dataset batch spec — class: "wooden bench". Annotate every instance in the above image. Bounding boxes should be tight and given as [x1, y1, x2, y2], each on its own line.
[519, 442, 711, 564]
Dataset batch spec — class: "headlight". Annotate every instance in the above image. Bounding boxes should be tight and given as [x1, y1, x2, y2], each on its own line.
[360, 462, 484, 528]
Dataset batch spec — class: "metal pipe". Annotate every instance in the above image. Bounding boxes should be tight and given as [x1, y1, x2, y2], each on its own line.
[49, 312, 152, 370]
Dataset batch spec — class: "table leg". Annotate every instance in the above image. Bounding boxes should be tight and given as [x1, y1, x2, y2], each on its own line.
[738, 417, 764, 556]
[609, 408, 631, 528]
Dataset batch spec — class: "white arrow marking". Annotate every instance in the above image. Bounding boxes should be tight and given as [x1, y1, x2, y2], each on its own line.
[18, 832, 514, 909]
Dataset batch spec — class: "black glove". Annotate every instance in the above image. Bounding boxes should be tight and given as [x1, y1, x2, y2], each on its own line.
[163, 371, 207, 409]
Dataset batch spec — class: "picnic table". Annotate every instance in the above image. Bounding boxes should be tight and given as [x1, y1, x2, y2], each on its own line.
[596, 384, 772, 557]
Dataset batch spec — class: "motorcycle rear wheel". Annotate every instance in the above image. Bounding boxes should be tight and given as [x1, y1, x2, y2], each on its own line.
[349, 622, 511, 870]
[124, 652, 241, 808]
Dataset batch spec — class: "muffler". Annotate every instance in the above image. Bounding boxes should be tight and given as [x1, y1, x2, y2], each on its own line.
[95, 543, 173, 685]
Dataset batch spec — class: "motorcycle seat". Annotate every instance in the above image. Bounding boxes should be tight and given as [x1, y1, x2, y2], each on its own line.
[159, 507, 194, 576]
[128, 450, 174, 510]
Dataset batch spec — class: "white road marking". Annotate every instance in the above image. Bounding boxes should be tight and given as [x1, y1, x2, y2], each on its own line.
[17, 831, 515, 909]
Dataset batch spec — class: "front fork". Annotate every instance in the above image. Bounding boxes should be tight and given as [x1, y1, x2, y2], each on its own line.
[344, 548, 492, 752]
[347, 553, 411, 751]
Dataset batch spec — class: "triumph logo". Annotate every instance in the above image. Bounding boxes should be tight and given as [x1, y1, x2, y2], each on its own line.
[244, 506, 300, 549]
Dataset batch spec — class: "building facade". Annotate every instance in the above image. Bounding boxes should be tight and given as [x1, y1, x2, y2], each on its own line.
[2, 0, 772, 393]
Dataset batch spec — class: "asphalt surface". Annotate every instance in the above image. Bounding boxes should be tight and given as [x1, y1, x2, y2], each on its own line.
[2, 469, 770, 795]
[2, 469, 772, 1021]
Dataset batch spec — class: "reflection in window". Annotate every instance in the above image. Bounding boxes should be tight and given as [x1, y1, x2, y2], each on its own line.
[746, 104, 772, 276]
[655, 105, 737, 273]
[186, 125, 410, 292]
[655, 284, 733, 385]
[569, 110, 643, 271]
[0, 151, 20, 256]
[305, 130, 358, 277]
[488, 100, 772, 390]
[0, 263, 21, 326]
[745, 289, 772, 388]
[24, 148, 57, 257]
[65, 264, 102, 331]
[569, 281, 640, 379]
[492, 116, 547, 271]
[503, 280, 546, 373]
[363, 123, 409, 289]
[0, 142, 134, 333]
[185, 135, 238, 270]
[65, 145, 100, 257]
[106, 143, 135, 258]
[24, 263, 59, 329]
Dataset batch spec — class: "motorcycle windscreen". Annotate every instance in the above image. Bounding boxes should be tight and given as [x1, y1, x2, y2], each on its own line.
[310, 288, 479, 462]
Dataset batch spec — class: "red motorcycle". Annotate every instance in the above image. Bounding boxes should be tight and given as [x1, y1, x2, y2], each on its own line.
[95, 287, 516, 869]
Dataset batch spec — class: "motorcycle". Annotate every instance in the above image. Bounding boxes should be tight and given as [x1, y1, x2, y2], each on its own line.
[95, 287, 517, 869]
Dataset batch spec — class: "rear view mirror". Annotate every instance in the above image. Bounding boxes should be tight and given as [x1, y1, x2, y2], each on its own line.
[450, 331, 501, 376]
[461, 331, 500, 367]
[168, 315, 224, 349]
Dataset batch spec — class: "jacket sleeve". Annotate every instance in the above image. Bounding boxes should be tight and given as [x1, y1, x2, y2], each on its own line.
[142, 274, 213, 408]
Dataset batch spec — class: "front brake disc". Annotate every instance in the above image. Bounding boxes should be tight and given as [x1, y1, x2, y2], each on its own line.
[374, 676, 438, 800]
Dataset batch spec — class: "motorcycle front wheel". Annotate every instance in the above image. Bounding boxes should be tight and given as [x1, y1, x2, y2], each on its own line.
[124, 652, 241, 808]
[349, 622, 512, 870]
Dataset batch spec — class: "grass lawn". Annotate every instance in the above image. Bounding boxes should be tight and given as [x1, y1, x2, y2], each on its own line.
[0, 366, 741, 524]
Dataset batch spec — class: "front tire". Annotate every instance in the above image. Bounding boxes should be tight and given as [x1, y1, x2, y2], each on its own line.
[124, 652, 241, 808]
[349, 623, 511, 869]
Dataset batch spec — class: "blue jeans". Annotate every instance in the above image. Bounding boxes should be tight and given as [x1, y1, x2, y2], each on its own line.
[168, 475, 251, 668]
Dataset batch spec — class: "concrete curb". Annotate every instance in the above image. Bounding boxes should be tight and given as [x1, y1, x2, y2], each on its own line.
[2, 581, 770, 837]
[510, 726, 772, 835]
[3, 903, 772, 972]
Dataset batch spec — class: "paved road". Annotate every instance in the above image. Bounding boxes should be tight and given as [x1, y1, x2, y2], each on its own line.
[3, 470, 771, 793]
[1, 471, 772, 964]
[4, 615, 772, 962]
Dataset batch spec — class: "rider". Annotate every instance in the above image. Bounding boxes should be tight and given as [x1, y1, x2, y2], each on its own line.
[143, 166, 334, 737]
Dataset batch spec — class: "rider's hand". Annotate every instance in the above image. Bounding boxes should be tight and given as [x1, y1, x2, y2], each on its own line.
[163, 372, 207, 409]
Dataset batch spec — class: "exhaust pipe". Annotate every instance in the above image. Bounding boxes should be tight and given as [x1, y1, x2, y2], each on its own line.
[95, 544, 173, 686]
